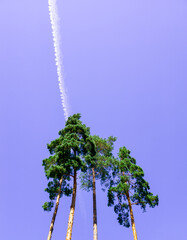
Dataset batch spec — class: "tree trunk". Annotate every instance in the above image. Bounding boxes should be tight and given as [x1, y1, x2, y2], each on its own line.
[126, 191, 138, 240]
[66, 169, 77, 240]
[92, 168, 98, 240]
[47, 177, 63, 240]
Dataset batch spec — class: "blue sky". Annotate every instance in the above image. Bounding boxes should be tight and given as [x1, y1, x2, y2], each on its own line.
[0, 0, 187, 239]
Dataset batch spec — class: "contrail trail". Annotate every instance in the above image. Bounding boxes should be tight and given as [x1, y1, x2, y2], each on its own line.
[48, 0, 87, 226]
[48, 0, 69, 121]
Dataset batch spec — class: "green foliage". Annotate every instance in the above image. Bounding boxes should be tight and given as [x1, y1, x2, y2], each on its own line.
[42, 113, 159, 231]
[42, 201, 54, 212]
[108, 146, 159, 227]
[42, 113, 96, 211]
[80, 135, 117, 191]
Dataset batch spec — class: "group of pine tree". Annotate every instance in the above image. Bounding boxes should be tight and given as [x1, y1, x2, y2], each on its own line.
[42, 114, 158, 240]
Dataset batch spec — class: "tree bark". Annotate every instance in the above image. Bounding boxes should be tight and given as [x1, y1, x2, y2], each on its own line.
[92, 168, 98, 240]
[66, 169, 77, 240]
[126, 191, 138, 240]
[47, 177, 63, 240]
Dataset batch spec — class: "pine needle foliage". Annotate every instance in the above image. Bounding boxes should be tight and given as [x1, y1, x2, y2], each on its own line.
[108, 146, 159, 227]
[80, 135, 117, 191]
[42, 113, 96, 211]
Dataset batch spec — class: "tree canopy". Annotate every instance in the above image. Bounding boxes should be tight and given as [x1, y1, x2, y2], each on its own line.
[107, 146, 159, 227]
[42, 114, 159, 240]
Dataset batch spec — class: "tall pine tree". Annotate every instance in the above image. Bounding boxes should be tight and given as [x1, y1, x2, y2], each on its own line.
[42, 136, 72, 240]
[108, 147, 159, 240]
[43, 114, 95, 240]
[81, 135, 116, 240]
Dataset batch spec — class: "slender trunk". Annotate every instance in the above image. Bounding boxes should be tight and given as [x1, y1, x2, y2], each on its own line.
[92, 168, 98, 240]
[66, 169, 77, 240]
[126, 191, 138, 240]
[47, 177, 63, 240]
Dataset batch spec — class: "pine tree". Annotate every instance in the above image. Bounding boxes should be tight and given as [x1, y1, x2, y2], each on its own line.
[43, 114, 95, 240]
[58, 114, 95, 240]
[107, 147, 159, 240]
[81, 135, 116, 240]
[42, 135, 72, 240]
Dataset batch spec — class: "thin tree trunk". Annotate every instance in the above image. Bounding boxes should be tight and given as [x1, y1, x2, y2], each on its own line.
[126, 191, 138, 240]
[92, 168, 98, 240]
[66, 169, 77, 240]
[47, 177, 63, 240]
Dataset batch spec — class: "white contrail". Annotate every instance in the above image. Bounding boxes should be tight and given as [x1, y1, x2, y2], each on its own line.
[48, 0, 87, 226]
[48, 0, 69, 121]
